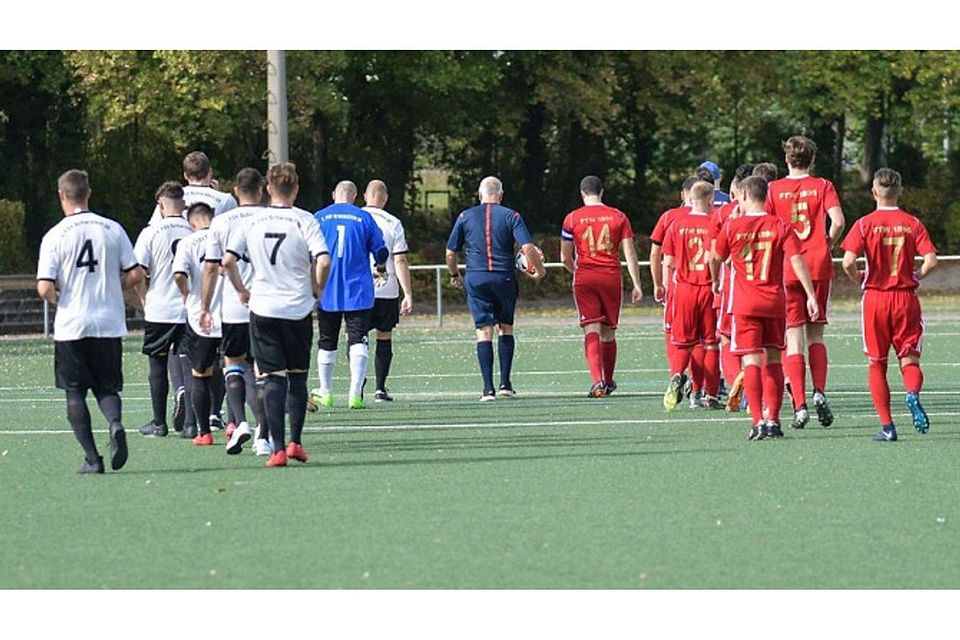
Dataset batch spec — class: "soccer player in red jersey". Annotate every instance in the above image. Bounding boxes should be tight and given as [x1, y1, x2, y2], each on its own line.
[840, 169, 937, 442]
[711, 177, 819, 440]
[561, 176, 643, 397]
[765, 136, 845, 430]
[661, 182, 722, 410]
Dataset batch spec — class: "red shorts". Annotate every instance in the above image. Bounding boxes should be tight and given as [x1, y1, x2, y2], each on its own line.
[573, 270, 622, 328]
[861, 289, 924, 362]
[719, 308, 733, 339]
[786, 279, 830, 328]
[731, 314, 786, 355]
[669, 282, 718, 347]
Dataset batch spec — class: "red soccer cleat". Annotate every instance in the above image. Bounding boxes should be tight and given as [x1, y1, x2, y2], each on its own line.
[193, 432, 214, 446]
[266, 450, 288, 467]
[224, 422, 236, 440]
[286, 442, 309, 463]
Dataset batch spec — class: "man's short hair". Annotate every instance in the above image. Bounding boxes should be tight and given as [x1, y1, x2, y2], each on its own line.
[579, 175, 603, 196]
[365, 179, 388, 200]
[479, 176, 503, 197]
[690, 181, 714, 206]
[681, 175, 700, 192]
[335, 180, 358, 202]
[739, 176, 768, 203]
[183, 151, 212, 181]
[267, 163, 299, 199]
[186, 202, 213, 221]
[873, 168, 902, 199]
[783, 136, 817, 170]
[155, 180, 184, 202]
[694, 167, 715, 184]
[235, 168, 264, 198]
[752, 162, 778, 183]
[733, 163, 756, 183]
[58, 169, 91, 202]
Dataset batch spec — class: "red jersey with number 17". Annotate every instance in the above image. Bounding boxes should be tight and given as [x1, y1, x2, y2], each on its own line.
[839, 207, 936, 291]
[766, 175, 840, 282]
[561, 204, 634, 275]
[661, 210, 717, 286]
[713, 212, 801, 318]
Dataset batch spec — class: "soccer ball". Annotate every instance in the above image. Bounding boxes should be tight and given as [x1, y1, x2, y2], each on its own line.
[515, 246, 544, 273]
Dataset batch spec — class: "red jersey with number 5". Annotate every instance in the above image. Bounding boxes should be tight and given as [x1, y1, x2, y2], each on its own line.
[714, 212, 801, 318]
[766, 175, 840, 282]
[839, 207, 936, 291]
[661, 210, 716, 286]
[561, 204, 634, 275]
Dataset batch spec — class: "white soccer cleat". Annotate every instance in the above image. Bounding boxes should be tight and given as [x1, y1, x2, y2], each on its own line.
[225, 421, 252, 455]
[253, 438, 273, 457]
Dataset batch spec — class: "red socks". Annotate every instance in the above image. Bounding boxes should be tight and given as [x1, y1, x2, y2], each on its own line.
[670, 345, 692, 377]
[808, 343, 828, 393]
[720, 341, 741, 387]
[703, 348, 720, 398]
[901, 362, 923, 394]
[602, 340, 617, 385]
[744, 364, 764, 424]
[584, 333, 603, 384]
[690, 344, 705, 393]
[784, 354, 807, 408]
[763, 363, 785, 423]
[869, 360, 893, 425]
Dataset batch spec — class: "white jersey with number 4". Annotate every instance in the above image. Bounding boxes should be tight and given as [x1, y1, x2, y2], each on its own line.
[363, 206, 409, 300]
[134, 215, 192, 323]
[205, 205, 261, 325]
[36, 211, 138, 341]
[173, 228, 222, 338]
[226, 206, 328, 320]
[147, 184, 237, 225]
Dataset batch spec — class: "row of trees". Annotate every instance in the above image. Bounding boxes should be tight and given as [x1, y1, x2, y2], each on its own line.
[3, 50, 960, 270]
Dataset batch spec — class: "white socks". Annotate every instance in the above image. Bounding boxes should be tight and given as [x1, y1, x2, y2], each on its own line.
[348, 343, 369, 399]
[316, 349, 336, 395]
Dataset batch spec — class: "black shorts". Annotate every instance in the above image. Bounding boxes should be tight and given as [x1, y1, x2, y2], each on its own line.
[250, 311, 313, 374]
[221, 322, 251, 360]
[464, 271, 519, 328]
[317, 308, 371, 351]
[55, 337, 123, 394]
[182, 324, 221, 373]
[370, 297, 401, 333]
[142, 321, 185, 357]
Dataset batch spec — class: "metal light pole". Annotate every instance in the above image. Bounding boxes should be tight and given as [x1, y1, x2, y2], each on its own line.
[266, 50, 288, 166]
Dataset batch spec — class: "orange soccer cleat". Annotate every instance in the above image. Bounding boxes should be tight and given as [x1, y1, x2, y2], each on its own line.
[266, 450, 288, 467]
[193, 432, 215, 446]
[286, 442, 309, 463]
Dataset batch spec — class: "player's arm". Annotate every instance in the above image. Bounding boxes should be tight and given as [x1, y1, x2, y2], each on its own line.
[827, 205, 846, 246]
[122, 265, 143, 290]
[560, 239, 575, 275]
[520, 242, 546, 279]
[917, 251, 938, 280]
[789, 254, 820, 321]
[37, 280, 58, 304]
[840, 250, 863, 286]
[621, 238, 643, 304]
[314, 253, 331, 299]
[173, 272, 189, 301]
[131, 268, 148, 308]
[395, 253, 414, 315]
[649, 243, 664, 301]
[200, 261, 221, 313]
[445, 249, 463, 289]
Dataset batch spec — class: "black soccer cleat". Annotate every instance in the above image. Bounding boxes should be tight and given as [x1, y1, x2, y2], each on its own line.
[181, 423, 198, 439]
[588, 381, 606, 398]
[77, 456, 105, 475]
[813, 391, 834, 427]
[109, 423, 128, 471]
[139, 421, 168, 437]
[498, 382, 516, 398]
[172, 386, 186, 433]
[874, 426, 898, 442]
[765, 421, 784, 438]
[748, 422, 767, 441]
[209, 414, 224, 432]
[603, 380, 617, 396]
[374, 389, 394, 403]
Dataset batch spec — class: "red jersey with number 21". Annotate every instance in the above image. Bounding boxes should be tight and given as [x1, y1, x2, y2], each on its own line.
[839, 207, 936, 291]
[713, 212, 801, 318]
[562, 204, 634, 275]
[661, 210, 716, 286]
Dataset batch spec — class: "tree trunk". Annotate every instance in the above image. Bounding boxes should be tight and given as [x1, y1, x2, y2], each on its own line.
[860, 96, 885, 186]
[833, 113, 845, 193]
[519, 101, 547, 222]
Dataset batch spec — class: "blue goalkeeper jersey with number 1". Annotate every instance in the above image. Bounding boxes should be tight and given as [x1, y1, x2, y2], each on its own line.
[314, 203, 387, 312]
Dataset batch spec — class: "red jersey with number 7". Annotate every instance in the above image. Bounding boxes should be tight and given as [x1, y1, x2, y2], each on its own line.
[713, 212, 801, 318]
[766, 175, 840, 282]
[561, 204, 634, 275]
[661, 210, 716, 286]
[839, 207, 936, 291]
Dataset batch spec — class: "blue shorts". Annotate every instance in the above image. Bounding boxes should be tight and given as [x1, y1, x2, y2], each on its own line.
[465, 271, 519, 328]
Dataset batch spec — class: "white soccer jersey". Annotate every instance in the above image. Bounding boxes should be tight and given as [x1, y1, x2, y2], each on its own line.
[173, 228, 222, 337]
[226, 206, 329, 320]
[364, 206, 409, 300]
[134, 215, 192, 323]
[36, 211, 138, 341]
[206, 205, 262, 324]
[147, 184, 238, 225]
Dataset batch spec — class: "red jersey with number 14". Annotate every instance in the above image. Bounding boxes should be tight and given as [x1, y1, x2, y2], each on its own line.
[766, 175, 840, 282]
[661, 210, 717, 286]
[714, 212, 801, 318]
[839, 207, 936, 291]
[562, 204, 634, 275]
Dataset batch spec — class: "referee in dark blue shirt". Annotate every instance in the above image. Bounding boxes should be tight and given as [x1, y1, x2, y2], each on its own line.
[445, 176, 545, 401]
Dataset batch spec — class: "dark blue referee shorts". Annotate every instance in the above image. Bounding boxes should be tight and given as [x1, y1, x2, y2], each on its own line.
[464, 270, 519, 328]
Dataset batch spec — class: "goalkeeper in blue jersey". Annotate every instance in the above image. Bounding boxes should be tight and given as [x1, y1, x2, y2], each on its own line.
[309, 180, 388, 410]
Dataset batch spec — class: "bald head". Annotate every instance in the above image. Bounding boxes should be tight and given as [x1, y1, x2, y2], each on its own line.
[333, 180, 358, 204]
[478, 176, 503, 203]
[364, 180, 389, 208]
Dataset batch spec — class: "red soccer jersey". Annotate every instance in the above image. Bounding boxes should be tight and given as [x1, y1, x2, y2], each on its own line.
[839, 207, 936, 291]
[661, 210, 717, 286]
[562, 204, 634, 274]
[650, 205, 692, 246]
[714, 212, 801, 318]
[714, 200, 739, 231]
[766, 175, 840, 281]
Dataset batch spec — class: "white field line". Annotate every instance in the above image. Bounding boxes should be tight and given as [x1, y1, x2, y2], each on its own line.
[411, 332, 960, 346]
[2, 411, 959, 436]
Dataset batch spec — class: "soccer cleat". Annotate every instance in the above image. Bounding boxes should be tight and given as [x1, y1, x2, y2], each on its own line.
[253, 438, 273, 457]
[480, 390, 497, 402]
[717, 378, 728, 401]
[905, 392, 929, 434]
[109, 423, 128, 471]
[181, 423, 198, 439]
[663, 374, 683, 411]
[224, 421, 236, 441]
[77, 456, 105, 474]
[139, 421, 168, 437]
[603, 380, 617, 396]
[702, 395, 723, 410]
[681, 374, 692, 399]
[266, 450, 288, 467]
[813, 390, 834, 427]
[209, 414, 224, 431]
[498, 383, 517, 398]
[874, 426, 898, 442]
[348, 396, 365, 410]
[689, 389, 703, 409]
[765, 421, 785, 438]
[286, 441, 309, 463]
[748, 422, 767, 441]
[225, 421, 252, 455]
[172, 386, 186, 432]
[193, 432, 214, 446]
[791, 405, 810, 430]
[588, 381, 606, 398]
[726, 371, 745, 412]
[374, 389, 393, 403]
[308, 389, 334, 411]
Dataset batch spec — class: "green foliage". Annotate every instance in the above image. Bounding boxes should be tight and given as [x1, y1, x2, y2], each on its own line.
[0, 200, 31, 274]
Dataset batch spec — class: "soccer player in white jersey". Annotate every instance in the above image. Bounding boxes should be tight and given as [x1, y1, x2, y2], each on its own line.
[362, 180, 413, 402]
[147, 150, 237, 225]
[36, 170, 142, 474]
[173, 203, 223, 447]
[220, 163, 331, 467]
[132, 182, 192, 438]
[199, 167, 269, 456]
